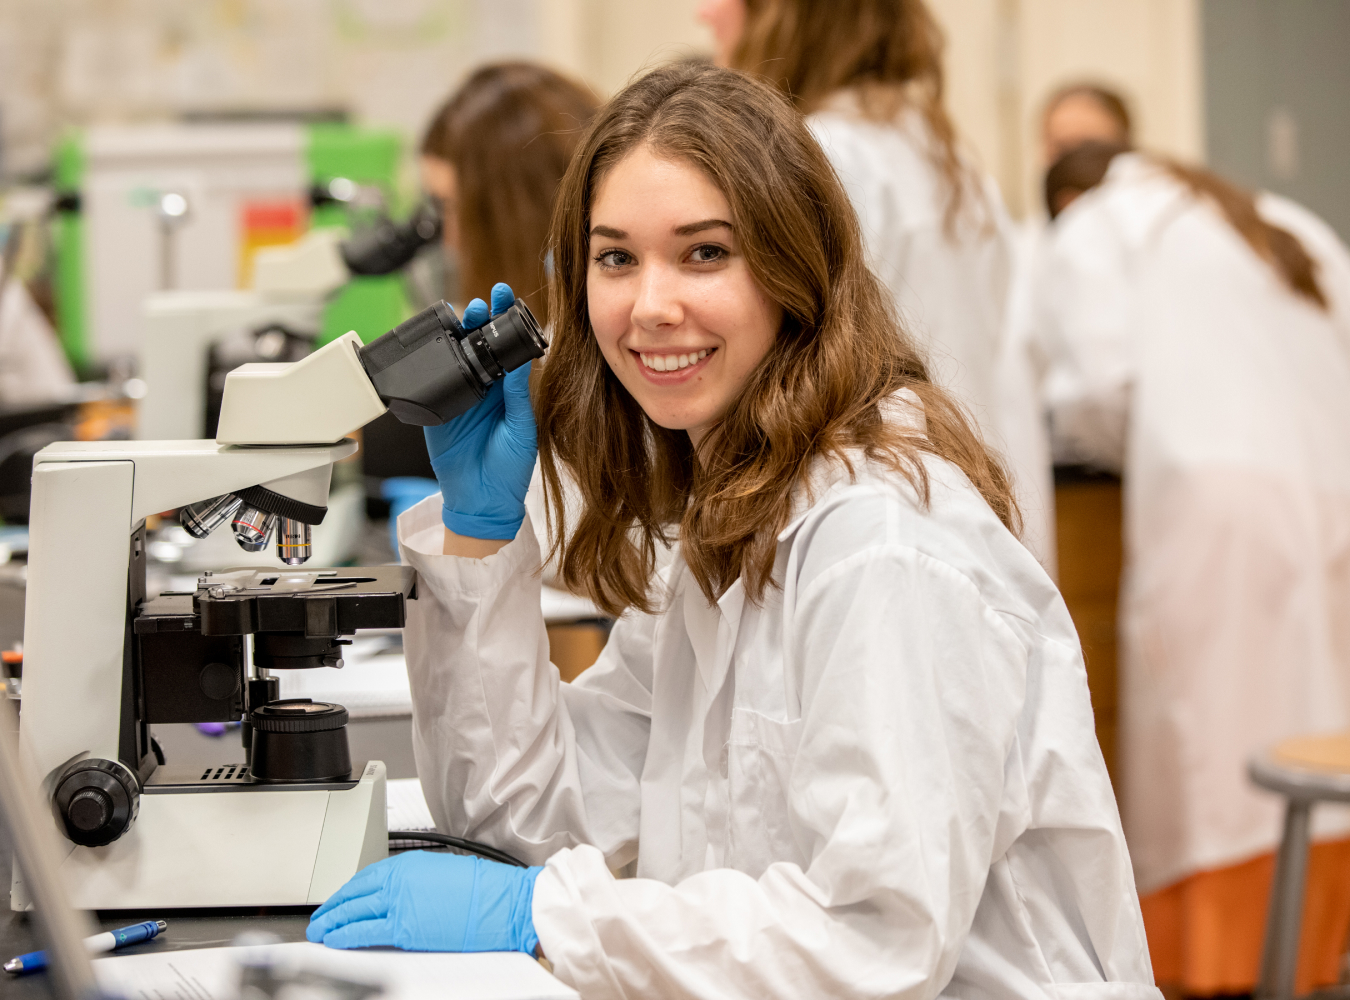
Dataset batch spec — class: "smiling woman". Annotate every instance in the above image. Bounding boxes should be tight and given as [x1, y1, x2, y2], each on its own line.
[311, 60, 1165, 1000]
[536, 62, 1015, 612]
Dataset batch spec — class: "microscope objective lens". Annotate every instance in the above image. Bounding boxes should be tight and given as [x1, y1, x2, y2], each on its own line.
[276, 518, 312, 566]
[180, 494, 243, 539]
[232, 505, 275, 552]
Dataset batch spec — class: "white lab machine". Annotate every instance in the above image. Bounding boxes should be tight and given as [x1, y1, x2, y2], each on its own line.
[15, 292, 546, 911]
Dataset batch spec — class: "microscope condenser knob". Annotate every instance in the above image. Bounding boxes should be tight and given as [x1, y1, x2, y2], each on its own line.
[52, 758, 140, 847]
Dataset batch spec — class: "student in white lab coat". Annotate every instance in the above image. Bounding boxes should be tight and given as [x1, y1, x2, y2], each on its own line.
[0, 260, 75, 407]
[308, 63, 1160, 1000]
[1034, 143, 1350, 996]
[698, 0, 1055, 570]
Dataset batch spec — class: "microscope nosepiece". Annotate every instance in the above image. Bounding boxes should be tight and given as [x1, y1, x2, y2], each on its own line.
[180, 493, 243, 539]
[232, 504, 276, 552]
[276, 517, 312, 566]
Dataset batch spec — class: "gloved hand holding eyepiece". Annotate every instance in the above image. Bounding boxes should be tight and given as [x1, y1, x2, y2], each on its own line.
[359, 283, 542, 541]
[424, 285, 537, 540]
[357, 282, 546, 427]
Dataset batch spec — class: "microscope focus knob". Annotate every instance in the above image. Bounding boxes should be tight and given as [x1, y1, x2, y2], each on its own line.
[67, 789, 112, 832]
[52, 758, 140, 847]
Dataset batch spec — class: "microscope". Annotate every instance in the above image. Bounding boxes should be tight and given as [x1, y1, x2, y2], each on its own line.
[138, 202, 443, 441]
[14, 295, 545, 911]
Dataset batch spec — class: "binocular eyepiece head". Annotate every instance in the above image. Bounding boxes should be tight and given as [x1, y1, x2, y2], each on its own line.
[358, 299, 547, 427]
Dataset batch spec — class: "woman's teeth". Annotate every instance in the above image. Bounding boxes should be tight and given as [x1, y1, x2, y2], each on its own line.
[639, 349, 709, 372]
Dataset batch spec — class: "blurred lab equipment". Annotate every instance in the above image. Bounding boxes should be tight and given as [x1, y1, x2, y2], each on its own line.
[55, 122, 409, 371]
[139, 199, 443, 442]
[0, 690, 100, 1000]
[16, 293, 543, 910]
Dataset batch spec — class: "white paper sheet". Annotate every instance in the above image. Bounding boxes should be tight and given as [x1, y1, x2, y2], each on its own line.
[93, 941, 577, 1000]
[386, 777, 436, 833]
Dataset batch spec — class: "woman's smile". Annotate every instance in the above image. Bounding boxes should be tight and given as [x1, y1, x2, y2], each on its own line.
[634, 346, 716, 380]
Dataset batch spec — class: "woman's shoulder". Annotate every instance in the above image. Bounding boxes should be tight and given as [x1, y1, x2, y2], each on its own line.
[782, 444, 1065, 635]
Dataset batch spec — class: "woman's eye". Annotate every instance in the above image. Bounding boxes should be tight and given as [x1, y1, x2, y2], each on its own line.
[688, 244, 728, 264]
[594, 249, 633, 269]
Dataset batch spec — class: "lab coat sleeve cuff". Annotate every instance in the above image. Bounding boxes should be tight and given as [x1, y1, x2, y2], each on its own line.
[531, 846, 624, 999]
[395, 492, 541, 602]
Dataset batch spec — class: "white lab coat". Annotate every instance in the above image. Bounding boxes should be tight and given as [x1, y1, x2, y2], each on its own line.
[398, 397, 1159, 1000]
[1033, 154, 1350, 893]
[808, 96, 1055, 572]
[0, 267, 75, 407]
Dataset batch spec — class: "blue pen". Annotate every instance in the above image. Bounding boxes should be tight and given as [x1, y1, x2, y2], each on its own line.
[4, 919, 167, 974]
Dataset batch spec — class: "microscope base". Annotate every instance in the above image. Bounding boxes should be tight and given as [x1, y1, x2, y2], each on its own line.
[11, 761, 387, 911]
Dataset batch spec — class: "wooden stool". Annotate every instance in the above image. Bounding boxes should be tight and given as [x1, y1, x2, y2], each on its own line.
[1249, 734, 1350, 999]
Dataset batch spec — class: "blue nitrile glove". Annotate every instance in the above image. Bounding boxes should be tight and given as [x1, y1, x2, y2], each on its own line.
[306, 851, 544, 954]
[424, 283, 536, 540]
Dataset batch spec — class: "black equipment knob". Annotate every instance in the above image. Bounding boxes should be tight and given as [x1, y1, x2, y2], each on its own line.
[67, 789, 111, 832]
[52, 758, 140, 847]
[249, 699, 352, 783]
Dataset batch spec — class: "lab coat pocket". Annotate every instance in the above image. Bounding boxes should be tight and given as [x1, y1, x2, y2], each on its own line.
[726, 707, 803, 878]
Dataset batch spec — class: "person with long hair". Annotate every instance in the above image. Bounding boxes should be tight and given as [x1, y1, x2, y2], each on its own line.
[401, 63, 599, 562]
[307, 62, 1160, 1000]
[697, 0, 1057, 572]
[419, 61, 600, 323]
[1035, 143, 1350, 997]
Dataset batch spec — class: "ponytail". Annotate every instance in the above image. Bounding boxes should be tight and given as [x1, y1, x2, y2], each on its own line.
[1161, 160, 1327, 310]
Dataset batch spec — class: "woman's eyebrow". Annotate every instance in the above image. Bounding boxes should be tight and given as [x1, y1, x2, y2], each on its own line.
[673, 218, 733, 236]
[589, 219, 733, 240]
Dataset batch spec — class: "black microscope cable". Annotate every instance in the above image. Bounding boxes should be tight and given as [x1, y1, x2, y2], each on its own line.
[388, 831, 527, 868]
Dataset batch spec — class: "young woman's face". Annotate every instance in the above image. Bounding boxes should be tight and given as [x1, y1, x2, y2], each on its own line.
[587, 145, 780, 448]
[695, 0, 746, 66]
[418, 155, 460, 254]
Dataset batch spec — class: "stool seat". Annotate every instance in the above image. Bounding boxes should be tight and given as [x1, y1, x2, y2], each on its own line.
[1251, 735, 1350, 804]
[1250, 733, 1350, 999]
[1276, 734, 1350, 773]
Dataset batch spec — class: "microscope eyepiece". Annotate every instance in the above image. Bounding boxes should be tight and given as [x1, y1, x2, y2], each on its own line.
[358, 299, 547, 426]
[339, 199, 443, 277]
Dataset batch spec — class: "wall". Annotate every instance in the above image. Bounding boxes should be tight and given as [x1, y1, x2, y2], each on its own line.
[1203, 0, 1350, 242]
[0, 0, 712, 184]
[929, 0, 1205, 218]
[0, 0, 1202, 220]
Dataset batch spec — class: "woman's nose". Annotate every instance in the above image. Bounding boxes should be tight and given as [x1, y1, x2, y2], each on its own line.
[631, 264, 683, 331]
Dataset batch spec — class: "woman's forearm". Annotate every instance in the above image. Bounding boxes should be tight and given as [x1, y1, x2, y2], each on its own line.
[443, 527, 511, 558]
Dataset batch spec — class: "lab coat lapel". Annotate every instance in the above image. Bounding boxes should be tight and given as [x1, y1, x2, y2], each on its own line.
[682, 578, 746, 702]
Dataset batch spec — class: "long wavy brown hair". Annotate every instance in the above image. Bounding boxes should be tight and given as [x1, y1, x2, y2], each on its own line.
[534, 62, 1016, 616]
[726, 0, 975, 229]
[421, 62, 599, 324]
